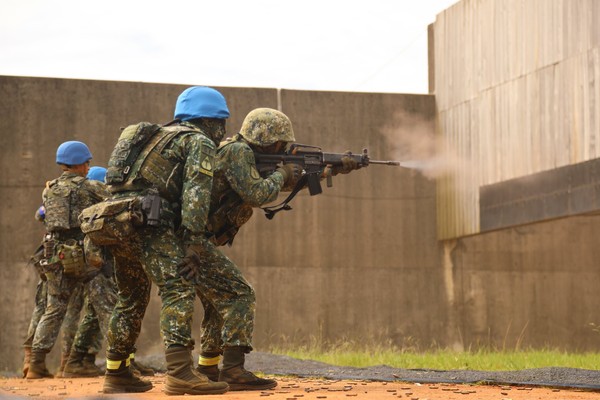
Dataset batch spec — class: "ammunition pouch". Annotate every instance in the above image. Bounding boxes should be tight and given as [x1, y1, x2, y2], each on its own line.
[79, 197, 144, 246]
[56, 239, 86, 278]
[79, 194, 172, 246]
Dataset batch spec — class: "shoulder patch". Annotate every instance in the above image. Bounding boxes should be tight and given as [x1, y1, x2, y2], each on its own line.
[250, 166, 261, 180]
[199, 139, 216, 177]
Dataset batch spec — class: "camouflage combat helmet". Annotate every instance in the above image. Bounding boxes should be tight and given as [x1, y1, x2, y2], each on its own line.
[239, 108, 295, 146]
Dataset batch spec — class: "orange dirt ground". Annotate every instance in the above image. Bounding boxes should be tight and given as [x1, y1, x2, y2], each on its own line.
[1, 375, 599, 400]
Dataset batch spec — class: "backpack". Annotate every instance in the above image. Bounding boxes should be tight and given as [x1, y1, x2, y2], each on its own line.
[106, 122, 162, 185]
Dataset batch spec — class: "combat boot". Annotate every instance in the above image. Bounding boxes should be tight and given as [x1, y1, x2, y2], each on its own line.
[25, 350, 54, 379]
[164, 346, 229, 396]
[102, 353, 152, 394]
[22, 347, 32, 378]
[63, 351, 101, 377]
[219, 346, 277, 391]
[83, 353, 103, 375]
[196, 352, 221, 382]
[56, 351, 69, 378]
[130, 353, 155, 376]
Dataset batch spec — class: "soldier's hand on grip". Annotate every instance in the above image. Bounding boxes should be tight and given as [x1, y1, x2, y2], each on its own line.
[176, 248, 202, 283]
[333, 151, 361, 175]
[277, 163, 303, 187]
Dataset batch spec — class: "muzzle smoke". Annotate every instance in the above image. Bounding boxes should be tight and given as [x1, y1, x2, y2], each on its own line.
[380, 111, 476, 182]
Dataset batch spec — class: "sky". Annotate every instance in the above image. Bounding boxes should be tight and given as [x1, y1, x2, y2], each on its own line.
[1, 0, 459, 95]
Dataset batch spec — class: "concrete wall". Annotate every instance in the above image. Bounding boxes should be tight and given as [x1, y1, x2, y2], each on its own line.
[446, 216, 600, 351]
[428, 0, 600, 353]
[0, 76, 440, 373]
[432, 0, 600, 238]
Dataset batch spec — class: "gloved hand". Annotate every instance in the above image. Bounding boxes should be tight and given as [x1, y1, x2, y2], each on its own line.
[176, 247, 203, 283]
[35, 206, 46, 221]
[277, 163, 303, 187]
[332, 151, 361, 175]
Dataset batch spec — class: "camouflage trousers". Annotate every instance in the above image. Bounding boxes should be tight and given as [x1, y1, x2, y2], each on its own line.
[25, 279, 87, 354]
[195, 240, 256, 353]
[107, 226, 196, 356]
[70, 273, 117, 354]
[24, 279, 49, 349]
[26, 268, 115, 353]
[60, 282, 86, 355]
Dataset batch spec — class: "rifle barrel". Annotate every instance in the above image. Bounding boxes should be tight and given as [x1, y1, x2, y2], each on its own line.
[369, 160, 401, 166]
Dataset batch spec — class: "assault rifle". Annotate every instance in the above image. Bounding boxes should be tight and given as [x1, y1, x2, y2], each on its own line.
[254, 143, 400, 219]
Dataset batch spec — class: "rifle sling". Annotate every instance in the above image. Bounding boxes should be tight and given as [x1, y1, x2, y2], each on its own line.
[261, 174, 310, 220]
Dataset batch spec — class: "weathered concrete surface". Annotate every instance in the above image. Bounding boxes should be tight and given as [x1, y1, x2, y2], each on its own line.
[480, 158, 600, 232]
[0, 76, 440, 373]
[447, 216, 600, 351]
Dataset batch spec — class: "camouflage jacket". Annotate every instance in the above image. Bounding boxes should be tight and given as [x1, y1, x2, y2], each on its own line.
[109, 123, 217, 245]
[211, 135, 285, 211]
[206, 136, 286, 244]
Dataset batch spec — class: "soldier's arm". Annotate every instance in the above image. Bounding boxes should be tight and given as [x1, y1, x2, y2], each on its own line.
[225, 144, 285, 207]
[180, 134, 215, 243]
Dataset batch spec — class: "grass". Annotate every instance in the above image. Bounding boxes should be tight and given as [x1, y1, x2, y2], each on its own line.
[270, 346, 600, 371]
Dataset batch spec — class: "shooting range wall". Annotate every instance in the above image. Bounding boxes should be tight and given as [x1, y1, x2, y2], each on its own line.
[428, 0, 600, 352]
[432, 0, 600, 239]
[0, 76, 442, 373]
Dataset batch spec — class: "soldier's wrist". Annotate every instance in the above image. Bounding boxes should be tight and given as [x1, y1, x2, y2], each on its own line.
[275, 167, 288, 182]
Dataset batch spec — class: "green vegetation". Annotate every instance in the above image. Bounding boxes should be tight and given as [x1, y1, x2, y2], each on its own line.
[270, 346, 600, 371]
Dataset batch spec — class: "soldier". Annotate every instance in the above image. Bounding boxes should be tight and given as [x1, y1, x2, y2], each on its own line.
[22, 246, 46, 378]
[26, 141, 111, 379]
[23, 168, 110, 378]
[61, 165, 118, 378]
[99, 86, 230, 395]
[177, 108, 338, 391]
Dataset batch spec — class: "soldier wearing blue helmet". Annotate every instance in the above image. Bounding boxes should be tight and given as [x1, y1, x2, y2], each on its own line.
[98, 86, 230, 395]
[26, 141, 111, 379]
[86, 166, 107, 182]
[56, 141, 94, 166]
[24, 165, 108, 379]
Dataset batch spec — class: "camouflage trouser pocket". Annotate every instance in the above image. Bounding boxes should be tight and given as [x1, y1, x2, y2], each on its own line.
[79, 198, 144, 246]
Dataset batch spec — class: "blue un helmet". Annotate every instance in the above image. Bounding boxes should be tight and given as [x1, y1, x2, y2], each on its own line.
[174, 86, 230, 121]
[56, 141, 93, 165]
[87, 166, 107, 182]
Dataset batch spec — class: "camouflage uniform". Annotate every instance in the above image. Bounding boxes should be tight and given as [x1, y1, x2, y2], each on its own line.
[106, 121, 217, 355]
[70, 273, 117, 352]
[24, 280, 90, 375]
[197, 134, 285, 353]
[59, 283, 85, 354]
[24, 223, 99, 377]
[24, 279, 47, 349]
[71, 300, 102, 355]
[69, 252, 115, 356]
[30, 172, 110, 355]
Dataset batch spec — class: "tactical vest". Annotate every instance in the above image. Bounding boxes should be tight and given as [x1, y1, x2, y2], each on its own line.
[44, 176, 86, 231]
[106, 122, 195, 203]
